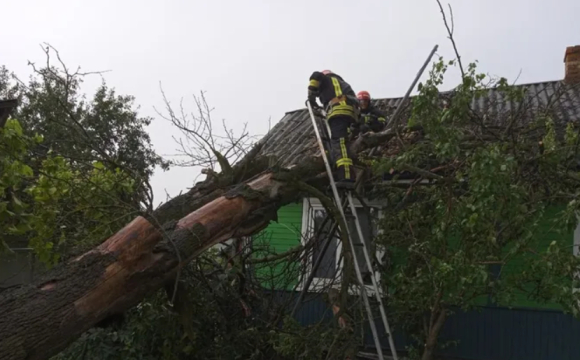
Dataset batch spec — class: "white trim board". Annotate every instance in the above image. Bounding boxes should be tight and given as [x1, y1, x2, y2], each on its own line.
[296, 197, 385, 297]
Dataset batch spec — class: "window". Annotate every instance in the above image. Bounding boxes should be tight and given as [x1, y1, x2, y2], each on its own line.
[574, 216, 580, 257]
[310, 207, 338, 279]
[573, 217, 580, 287]
[299, 198, 385, 295]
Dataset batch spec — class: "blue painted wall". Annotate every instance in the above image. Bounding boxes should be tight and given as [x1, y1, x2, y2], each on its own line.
[283, 291, 580, 360]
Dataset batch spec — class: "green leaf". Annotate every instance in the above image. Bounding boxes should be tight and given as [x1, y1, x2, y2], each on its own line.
[12, 195, 23, 207]
[21, 165, 34, 177]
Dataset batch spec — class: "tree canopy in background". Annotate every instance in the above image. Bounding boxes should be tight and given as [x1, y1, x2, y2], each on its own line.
[372, 57, 580, 360]
[1, 14, 580, 359]
[0, 46, 169, 262]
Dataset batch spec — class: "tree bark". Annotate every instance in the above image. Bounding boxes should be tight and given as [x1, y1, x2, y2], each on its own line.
[0, 124, 386, 359]
[0, 170, 299, 360]
[421, 308, 447, 360]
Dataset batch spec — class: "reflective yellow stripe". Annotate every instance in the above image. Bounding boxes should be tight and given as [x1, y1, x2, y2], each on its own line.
[309, 79, 320, 88]
[332, 104, 353, 112]
[331, 77, 342, 97]
[327, 103, 355, 119]
[328, 109, 355, 119]
[338, 138, 351, 179]
[328, 111, 354, 118]
[336, 159, 352, 180]
[336, 158, 353, 166]
[339, 138, 348, 158]
[378, 117, 386, 123]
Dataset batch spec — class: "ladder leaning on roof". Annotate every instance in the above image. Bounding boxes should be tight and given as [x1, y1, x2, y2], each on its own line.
[302, 44, 439, 359]
[305, 101, 398, 360]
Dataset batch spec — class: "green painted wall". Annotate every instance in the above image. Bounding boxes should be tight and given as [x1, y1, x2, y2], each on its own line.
[385, 206, 575, 309]
[500, 205, 573, 310]
[252, 202, 303, 290]
[255, 202, 575, 309]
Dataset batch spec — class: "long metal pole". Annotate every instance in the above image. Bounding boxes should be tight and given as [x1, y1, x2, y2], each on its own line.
[354, 44, 439, 356]
[387, 44, 439, 129]
[368, 44, 439, 158]
[306, 102, 386, 360]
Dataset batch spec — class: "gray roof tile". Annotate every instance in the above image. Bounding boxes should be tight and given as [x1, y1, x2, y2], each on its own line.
[257, 81, 580, 168]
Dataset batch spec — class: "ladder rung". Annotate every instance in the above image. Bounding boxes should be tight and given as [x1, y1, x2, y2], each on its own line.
[307, 101, 398, 360]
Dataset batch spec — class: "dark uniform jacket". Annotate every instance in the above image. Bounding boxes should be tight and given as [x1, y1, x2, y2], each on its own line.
[308, 72, 358, 120]
[360, 105, 387, 132]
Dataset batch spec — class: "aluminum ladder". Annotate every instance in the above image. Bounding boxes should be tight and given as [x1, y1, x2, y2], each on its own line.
[300, 45, 439, 358]
[305, 101, 398, 360]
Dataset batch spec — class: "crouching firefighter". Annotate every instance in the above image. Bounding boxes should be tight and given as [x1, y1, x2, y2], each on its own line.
[308, 70, 359, 189]
[356, 90, 386, 134]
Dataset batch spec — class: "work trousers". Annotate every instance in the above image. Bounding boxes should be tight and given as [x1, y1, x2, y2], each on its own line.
[327, 115, 355, 182]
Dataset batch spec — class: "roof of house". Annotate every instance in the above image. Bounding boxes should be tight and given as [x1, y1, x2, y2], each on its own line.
[256, 80, 580, 169]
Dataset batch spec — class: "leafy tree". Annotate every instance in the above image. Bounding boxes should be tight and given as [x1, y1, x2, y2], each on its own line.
[0, 118, 139, 263]
[0, 46, 168, 262]
[0, 118, 44, 252]
[373, 57, 580, 360]
[1, 46, 169, 212]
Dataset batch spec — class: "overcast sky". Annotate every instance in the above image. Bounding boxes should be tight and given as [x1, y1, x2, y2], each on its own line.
[2, 0, 580, 206]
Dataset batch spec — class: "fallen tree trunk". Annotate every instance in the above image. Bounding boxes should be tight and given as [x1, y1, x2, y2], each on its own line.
[0, 126, 396, 360]
[0, 170, 302, 360]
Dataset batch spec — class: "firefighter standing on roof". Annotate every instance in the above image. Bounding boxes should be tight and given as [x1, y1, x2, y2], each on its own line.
[357, 90, 387, 133]
[308, 70, 358, 187]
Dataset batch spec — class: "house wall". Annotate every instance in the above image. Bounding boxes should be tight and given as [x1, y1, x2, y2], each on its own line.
[288, 291, 580, 360]
[260, 202, 580, 360]
[498, 205, 571, 310]
[252, 201, 303, 290]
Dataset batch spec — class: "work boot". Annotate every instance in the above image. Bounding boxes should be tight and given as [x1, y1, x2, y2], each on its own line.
[335, 179, 355, 190]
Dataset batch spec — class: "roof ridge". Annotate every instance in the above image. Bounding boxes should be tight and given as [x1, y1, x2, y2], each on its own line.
[283, 80, 564, 115]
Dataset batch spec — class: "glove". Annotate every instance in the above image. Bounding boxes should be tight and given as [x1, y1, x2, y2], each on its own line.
[307, 89, 318, 106]
[312, 106, 324, 117]
[349, 122, 361, 137]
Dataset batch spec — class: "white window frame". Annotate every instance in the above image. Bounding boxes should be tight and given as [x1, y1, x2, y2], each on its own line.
[573, 215, 580, 258]
[573, 216, 580, 291]
[297, 197, 386, 296]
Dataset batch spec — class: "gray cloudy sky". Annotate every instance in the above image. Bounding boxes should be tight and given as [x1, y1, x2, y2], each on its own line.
[3, 0, 580, 206]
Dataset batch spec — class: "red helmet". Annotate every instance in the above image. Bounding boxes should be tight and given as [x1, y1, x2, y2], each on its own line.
[321, 70, 333, 75]
[357, 90, 371, 101]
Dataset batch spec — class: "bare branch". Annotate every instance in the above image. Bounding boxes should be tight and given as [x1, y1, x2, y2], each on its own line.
[436, 1, 465, 77]
[156, 85, 256, 176]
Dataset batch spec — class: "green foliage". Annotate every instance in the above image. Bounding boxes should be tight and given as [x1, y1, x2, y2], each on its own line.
[271, 316, 357, 360]
[0, 119, 42, 251]
[53, 263, 285, 360]
[0, 118, 138, 264]
[1, 62, 169, 211]
[51, 300, 188, 360]
[375, 57, 580, 358]
[1, 55, 168, 263]
[27, 158, 138, 263]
